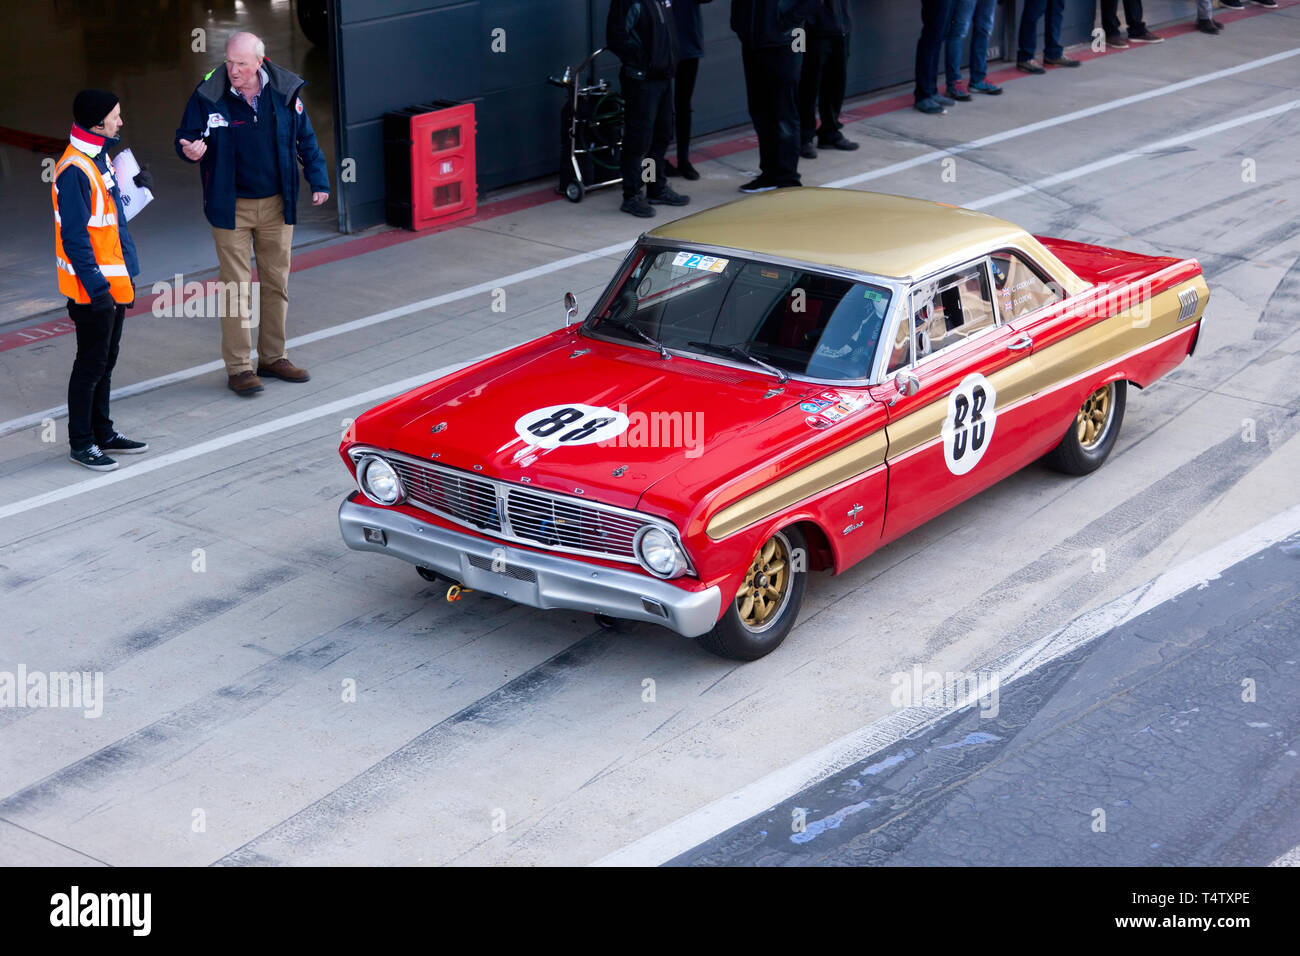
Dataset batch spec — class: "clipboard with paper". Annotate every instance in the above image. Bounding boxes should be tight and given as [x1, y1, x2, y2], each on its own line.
[111, 148, 153, 221]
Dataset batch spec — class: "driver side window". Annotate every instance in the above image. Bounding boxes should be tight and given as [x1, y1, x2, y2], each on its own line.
[906, 261, 997, 365]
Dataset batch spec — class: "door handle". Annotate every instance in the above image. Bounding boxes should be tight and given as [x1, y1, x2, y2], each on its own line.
[1008, 334, 1033, 351]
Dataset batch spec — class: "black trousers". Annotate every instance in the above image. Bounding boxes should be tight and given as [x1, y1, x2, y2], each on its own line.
[800, 33, 849, 146]
[915, 0, 956, 101]
[67, 298, 126, 451]
[620, 71, 674, 199]
[1099, 0, 1146, 35]
[674, 56, 700, 164]
[741, 43, 803, 187]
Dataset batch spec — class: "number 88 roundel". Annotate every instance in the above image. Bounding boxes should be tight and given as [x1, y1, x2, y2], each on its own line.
[941, 373, 997, 476]
[514, 403, 631, 449]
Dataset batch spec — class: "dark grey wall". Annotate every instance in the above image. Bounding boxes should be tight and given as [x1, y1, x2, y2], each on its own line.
[330, 0, 1096, 232]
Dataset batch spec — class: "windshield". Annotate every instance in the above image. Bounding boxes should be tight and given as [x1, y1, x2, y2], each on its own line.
[586, 246, 894, 381]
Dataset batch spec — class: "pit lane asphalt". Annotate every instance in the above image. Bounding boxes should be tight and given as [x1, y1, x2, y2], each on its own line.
[0, 10, 1298, 866]
[668, 536, 1300, 866]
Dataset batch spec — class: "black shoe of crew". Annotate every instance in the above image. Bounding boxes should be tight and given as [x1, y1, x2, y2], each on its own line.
[819, 134, 860, 150]
[647, 185, 689, 206]
[98, 432, 148, 454]
[800, 141, 818, 159]
[620, 195, 656, 217]
[69, 444, 118, 471]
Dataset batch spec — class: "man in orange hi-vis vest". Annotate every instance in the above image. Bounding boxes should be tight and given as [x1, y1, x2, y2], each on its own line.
[54, 90, 149, 471]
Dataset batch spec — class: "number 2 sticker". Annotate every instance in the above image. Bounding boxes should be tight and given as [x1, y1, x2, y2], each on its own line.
[941, 373, 997, 476]
[515, 403, 630, 449]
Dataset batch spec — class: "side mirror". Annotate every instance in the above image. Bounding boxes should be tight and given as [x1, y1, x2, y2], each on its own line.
[888, 370, 920, 407]
[564, 291, 578, 327]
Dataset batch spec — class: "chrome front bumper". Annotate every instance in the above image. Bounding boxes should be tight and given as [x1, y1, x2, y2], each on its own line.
[338, 496, 722, 637]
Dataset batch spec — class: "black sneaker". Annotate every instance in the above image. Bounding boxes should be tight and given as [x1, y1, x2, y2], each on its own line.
[620, 195, 656, 218]
[99, 432, 148, 454]
[1196, 18, 1219, 33]
[800, 141, 818, 159]
[1044, 54, 1081, 67]
[819, 134, 860, 150]
[739, 177, 777, 194]
[1250, 1, 1278, 8]
[69, 444, 118, 471]
[647, 185, 690, 206]
[1127, 28, 1165, 43]
[674, 160, 701, 181]
[1219, 0, 1243, 6]
[1105, 33, 1129, 49]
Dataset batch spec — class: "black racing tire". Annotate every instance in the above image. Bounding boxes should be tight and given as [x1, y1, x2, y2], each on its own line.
[698, 526, 807, 662]
[296, 0, 329, 47]
[1043, 380, 1127, 475]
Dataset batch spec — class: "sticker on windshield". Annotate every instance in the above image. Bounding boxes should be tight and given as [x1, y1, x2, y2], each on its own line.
[941, 373, 997, 476]
[672, 252, 729, 273]
[515, 403, 631, 449]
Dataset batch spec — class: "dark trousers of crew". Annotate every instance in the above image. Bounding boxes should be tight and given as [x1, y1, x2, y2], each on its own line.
[1019, 0, 1066, 61]
[66, 299, 125, 451]
[620, 72, 674, 199]
[742, 43, 802, 187]
[1099, 0, 1146, 35]
[800, 34, 848, 146]
[915, 0, 956, 101]
[673, 57, 700, 165]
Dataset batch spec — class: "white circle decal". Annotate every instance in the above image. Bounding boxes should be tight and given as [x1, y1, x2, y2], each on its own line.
[514, 403, 630, 449]
[941, 373, 997, 476]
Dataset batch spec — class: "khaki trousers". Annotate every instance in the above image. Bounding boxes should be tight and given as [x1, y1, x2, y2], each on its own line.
[211, 195, 293, 374]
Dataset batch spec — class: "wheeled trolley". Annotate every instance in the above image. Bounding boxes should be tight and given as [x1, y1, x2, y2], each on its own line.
[548, 49, 623, 203]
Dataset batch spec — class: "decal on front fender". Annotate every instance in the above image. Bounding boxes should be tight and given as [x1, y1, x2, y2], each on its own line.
[941, 373, 997, 476]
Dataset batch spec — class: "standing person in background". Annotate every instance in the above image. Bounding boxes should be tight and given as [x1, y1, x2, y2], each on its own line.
[1016, 0, 1080, 73]
[55, 90, 149, 472]
[798, 0, 857, 158]
[914, 0, 956, 115]
[174, 31, 330, 397]
[945, 0, 1002, 100]
[731, 0, 822, 192]
[607, 0, 690, 216]
[1099, 0, 1165, 46]
[665, 0, 713, 181]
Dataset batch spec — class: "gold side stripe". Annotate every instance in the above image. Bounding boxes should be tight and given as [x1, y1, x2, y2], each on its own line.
[703, 276, 1207, 540]
[706, 431, 887, 540]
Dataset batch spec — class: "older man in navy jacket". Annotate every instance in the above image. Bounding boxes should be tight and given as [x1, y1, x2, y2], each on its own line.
[175, 31, 330, 396]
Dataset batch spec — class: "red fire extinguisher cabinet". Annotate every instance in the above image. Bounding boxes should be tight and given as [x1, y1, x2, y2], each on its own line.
[383, 100, 477, 231]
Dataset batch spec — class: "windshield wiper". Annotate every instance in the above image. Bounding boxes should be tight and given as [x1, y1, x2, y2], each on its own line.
[687, 341, 789, 384]
[604, 318, 670, 359]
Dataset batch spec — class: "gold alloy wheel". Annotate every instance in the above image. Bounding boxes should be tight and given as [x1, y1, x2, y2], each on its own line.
[1076, 383, 1115, 450]
[736, 533, 792, 631]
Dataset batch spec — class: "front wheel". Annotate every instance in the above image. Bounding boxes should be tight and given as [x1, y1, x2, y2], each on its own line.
[698, 526, 806, 661]
[1043, 380, 1127, 475]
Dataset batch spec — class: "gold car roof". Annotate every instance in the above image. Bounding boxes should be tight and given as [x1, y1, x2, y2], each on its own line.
[645, 188, 1088, 295]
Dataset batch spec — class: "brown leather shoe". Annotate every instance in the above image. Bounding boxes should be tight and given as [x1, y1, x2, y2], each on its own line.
[257, 357, 311, 382]
[227, 370, 264, 396]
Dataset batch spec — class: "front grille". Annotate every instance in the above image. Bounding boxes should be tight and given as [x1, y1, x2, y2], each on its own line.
[367, 451, 670, 565]
[505, 488, 645, 558]
[389, 459, 500, 531]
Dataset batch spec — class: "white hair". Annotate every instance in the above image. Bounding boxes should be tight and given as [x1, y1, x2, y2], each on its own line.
[226, 32, 265, 59]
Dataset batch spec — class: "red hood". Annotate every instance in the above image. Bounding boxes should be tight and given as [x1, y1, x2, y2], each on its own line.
[354, 330, 824, 510]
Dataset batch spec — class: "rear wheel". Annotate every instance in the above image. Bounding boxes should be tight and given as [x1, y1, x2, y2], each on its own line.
[1043, 380, 1126, 475]
[698, 526, 806, 661]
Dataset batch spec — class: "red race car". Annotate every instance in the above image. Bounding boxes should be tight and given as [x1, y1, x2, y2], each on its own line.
[338, 190, 1209, 660]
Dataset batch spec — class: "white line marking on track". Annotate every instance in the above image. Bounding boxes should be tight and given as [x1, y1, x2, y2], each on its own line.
[3, 45, 1296, 442]
[593, 502, 1300, 866]
[966, 99, 1300, 210]
[0, 241, 633, 440]
[0, 357, 479, 524]
[823, 46, 1300, 190]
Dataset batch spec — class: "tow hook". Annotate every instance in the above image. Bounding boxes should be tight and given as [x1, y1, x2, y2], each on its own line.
[447, 584, 474, 602]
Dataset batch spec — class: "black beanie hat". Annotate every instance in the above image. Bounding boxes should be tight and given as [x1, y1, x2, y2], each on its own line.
[73, 89, 119, 130]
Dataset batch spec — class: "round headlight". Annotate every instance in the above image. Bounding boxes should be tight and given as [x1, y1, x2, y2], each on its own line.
[358, 456, 402, 505]
[635, 526, 685, 578]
